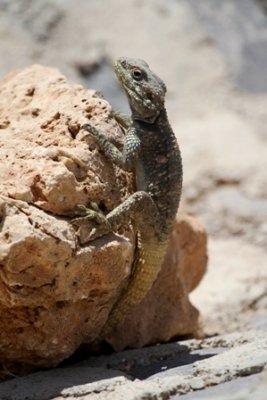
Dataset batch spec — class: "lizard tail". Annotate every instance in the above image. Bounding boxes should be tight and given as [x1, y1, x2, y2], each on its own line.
[100, 237, 167, 338]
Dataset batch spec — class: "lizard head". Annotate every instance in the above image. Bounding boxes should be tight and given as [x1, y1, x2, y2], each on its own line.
[114, 57, 166, 124]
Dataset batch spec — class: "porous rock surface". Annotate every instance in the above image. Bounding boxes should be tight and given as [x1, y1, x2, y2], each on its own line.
[0, 65, 207, 371]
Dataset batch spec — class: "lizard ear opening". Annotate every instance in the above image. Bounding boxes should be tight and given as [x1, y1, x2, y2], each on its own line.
[146, 92, 154, 101]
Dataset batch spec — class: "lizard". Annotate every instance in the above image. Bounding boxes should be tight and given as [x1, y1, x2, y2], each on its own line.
[75, 57, 183, 339]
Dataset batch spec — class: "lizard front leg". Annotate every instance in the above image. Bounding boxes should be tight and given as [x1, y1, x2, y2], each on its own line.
[106, 191, 159, 235]
[82, 123, 134, 171]
[74, 191, 159, 243]
[72, 122, 141, 242]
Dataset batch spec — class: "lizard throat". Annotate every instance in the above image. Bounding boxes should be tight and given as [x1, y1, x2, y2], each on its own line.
[124, 88, 160, 123]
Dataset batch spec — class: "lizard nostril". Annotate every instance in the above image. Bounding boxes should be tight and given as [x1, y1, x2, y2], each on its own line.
[121, 59, 127, 68]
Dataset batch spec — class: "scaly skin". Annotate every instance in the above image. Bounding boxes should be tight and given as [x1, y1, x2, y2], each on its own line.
[76, 58, 183, 338]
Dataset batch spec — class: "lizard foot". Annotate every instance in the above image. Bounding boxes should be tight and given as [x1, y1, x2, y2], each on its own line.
[71, 202, 111, 242]
[82, 123, 99, 139]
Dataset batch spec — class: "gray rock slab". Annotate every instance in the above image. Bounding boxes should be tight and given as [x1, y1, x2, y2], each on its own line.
[146, 348, 225, 380]
[172, 374, 262, 399]
[193, 338, 267, 383]
[1, 331, 265, 400]
[0, 367, 128, 400]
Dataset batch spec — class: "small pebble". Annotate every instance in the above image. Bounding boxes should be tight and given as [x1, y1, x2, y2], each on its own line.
[190, 377, 205, 390]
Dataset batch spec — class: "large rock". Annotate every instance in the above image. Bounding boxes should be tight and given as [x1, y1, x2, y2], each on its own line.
[0, 65, 207, 372]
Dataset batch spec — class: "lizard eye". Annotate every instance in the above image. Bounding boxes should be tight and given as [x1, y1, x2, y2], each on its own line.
[132, 69, 143, 81]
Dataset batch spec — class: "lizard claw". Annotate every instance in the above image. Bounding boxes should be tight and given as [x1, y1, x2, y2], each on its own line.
[71, 202, 111, 242]
[81, 123, 99, 139]
[73, 202, 102, 216]
[87, 227, 99, 241]
[75, 204, 91, 215]
[82, 123, 94, 132]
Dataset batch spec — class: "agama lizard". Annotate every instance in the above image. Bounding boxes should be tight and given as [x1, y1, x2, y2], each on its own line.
[76, 57, 183, 339]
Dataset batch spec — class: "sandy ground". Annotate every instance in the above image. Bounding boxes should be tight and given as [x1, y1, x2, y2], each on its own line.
[0, 0, 266, 398]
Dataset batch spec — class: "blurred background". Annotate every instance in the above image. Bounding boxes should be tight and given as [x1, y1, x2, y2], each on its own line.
[0, 0, 266, 334]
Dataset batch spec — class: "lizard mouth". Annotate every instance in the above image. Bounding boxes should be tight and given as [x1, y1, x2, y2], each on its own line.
[114, 61, 137, 93]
